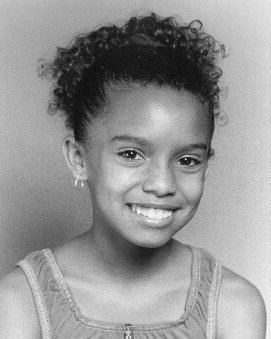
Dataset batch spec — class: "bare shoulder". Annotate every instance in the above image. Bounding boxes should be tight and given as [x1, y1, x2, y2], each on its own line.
[0, 268, 41, 338]
[217, 266, 266, 339]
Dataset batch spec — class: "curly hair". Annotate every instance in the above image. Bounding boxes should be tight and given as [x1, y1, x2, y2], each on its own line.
[40, 12, 226, 143]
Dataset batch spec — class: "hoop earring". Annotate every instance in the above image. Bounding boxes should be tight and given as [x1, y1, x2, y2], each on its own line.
[74, 178, 85, 188]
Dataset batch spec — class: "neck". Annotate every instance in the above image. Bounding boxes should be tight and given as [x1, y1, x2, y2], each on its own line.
[81, 222, 175, 281]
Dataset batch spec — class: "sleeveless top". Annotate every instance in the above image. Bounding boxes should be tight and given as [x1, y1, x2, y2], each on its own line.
[16, 245, 222, 339]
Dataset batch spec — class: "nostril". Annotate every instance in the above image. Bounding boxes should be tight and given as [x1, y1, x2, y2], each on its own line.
[142, 170, 177, 196]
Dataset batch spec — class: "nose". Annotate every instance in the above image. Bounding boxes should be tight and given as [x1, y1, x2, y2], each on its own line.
[142, 161, 177, 197]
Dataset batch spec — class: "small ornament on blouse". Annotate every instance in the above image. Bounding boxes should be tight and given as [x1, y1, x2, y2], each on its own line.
[124, 324, 134, 339]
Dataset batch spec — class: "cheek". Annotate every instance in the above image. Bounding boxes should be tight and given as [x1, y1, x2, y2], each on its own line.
[180, 174, 205, 203]
[91, 159, 138, 199]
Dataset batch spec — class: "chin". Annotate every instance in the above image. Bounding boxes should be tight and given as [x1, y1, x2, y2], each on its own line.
[127, 231, 175, 249]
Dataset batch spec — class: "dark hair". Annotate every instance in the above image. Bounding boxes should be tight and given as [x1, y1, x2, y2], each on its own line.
[40, 12, 226, 143]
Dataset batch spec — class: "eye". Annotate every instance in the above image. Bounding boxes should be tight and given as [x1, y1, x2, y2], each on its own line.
[178, 156, 200, 167]
[118, 149, 144, 161]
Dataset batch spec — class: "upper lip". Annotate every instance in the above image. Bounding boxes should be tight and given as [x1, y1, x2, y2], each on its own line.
[127, 202, 180, 211]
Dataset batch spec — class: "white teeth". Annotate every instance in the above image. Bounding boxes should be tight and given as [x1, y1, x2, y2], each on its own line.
[131, 205, 173, 220]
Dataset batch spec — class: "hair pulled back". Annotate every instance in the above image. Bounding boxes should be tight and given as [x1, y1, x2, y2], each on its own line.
[41, 13, 226, 142]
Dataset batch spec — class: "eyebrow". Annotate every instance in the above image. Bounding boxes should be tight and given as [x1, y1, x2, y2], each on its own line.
[110, 135, 208, 152]
[180, 143, 208, 152]
[110, 135, 150, 147]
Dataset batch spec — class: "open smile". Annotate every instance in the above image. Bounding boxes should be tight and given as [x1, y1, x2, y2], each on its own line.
[126, 203, 180, 227]
[131, 204, 173, 219]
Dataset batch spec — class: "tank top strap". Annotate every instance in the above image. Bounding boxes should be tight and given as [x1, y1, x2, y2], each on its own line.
[207, 255, 222, 339]
[16, 250, 52, 338]
[188, 246, 222, 339]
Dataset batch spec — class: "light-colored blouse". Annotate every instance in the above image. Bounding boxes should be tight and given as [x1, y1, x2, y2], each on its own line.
[17, 245, 221, 338]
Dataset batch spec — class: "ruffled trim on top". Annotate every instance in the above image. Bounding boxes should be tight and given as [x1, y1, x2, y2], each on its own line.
[185, 248, 220, 337]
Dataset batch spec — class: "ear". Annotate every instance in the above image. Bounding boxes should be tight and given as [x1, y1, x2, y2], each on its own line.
[205, 148, 215, 179]
[62, 135, 88, 182]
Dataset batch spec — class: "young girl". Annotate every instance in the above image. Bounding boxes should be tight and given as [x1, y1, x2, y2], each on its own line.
[0, 13, 266, 338]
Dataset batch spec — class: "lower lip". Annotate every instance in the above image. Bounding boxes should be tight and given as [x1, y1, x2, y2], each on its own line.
[126, 205, 177, 229]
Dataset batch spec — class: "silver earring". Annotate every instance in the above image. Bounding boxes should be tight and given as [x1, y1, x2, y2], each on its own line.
[74, 178, 85, 188]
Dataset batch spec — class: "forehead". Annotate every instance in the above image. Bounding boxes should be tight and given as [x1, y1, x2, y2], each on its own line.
[90, 84, 212, 145]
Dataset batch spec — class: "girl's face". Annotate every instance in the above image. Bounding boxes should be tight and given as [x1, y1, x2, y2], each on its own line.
[83, 85, 213, 248]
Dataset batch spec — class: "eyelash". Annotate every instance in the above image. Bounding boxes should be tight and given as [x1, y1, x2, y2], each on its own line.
[118, 149, 144, 161]
[177, 156, 201, 167]
[118, 150, 201, 167]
